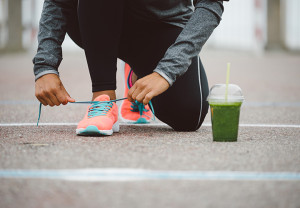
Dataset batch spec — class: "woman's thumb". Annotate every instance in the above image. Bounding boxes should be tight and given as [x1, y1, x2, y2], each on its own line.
[67, 96, 75, 103]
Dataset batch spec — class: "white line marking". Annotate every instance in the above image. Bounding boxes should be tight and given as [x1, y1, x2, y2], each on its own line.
[0, 123, 300, 128]
[0, 169, 299, 181]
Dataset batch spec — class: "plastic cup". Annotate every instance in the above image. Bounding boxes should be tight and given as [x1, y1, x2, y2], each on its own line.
[207, 84, 244, 142]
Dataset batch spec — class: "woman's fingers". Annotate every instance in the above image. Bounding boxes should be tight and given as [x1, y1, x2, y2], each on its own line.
[42, 96, 55, 107]
[36, 96, 48, 106]
[48, 92, 61, 106]
[135, 88, 151, 103]
[127, 84, 136, 102]
[130, 89, 139, 101]
[127, 72, 170, 105]
[62, 85, 75, 104]
[56, 88, 74, 105]
[128, 79, 148, 102]
[66, 96, 76, 103]
[35, 88, 55, 106]
[143, 91, 155, 105]
[35, 74, 74, 106]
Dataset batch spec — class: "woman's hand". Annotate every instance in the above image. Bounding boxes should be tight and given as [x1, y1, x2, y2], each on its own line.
[35, 74, 75, 106]
[128, 72, 170, 105]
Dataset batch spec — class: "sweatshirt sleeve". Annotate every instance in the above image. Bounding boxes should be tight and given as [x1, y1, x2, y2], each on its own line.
[154, 0, 225, 86]
[32, 0, 75, 81]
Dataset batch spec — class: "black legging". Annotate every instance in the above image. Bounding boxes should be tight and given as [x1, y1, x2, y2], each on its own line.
[67, 0, 209, 131]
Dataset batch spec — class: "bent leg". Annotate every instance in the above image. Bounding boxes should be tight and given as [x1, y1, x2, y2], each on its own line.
[78, 0, 124, 92]
[153, 56, 209, 131]
[119, 14, 209, 131]
[65, 0, 83, 48]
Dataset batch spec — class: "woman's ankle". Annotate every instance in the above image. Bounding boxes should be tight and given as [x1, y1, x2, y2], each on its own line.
[92, 90, 116, 101]
[131, 72, 138, 85]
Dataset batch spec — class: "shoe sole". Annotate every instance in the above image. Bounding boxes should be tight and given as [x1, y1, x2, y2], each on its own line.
[120, 116, 150, 124]
[76, 121, 119, 136]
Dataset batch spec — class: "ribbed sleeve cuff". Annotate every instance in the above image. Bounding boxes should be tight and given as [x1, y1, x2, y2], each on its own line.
[35, 70, 59, 81]
[153, 69, 174, 86]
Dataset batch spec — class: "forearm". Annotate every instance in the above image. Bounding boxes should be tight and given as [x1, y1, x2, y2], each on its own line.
[154, 0, 224, 86]
[32, 0, 74, 80]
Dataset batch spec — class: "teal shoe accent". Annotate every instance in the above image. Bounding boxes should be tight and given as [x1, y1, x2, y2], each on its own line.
[133, 117, 149, 124]
[87, 102, 113, 118]
[76, 125, 114, 136]
[78, 125, 101, 135]
[130, 100, 155, 121]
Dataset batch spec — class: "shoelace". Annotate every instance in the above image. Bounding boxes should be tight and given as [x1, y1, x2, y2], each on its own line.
[87, 101, 114, 118]
[130, 101, 151, 119]
[37, 98, 155, 126]
[126, 68, 152, 119]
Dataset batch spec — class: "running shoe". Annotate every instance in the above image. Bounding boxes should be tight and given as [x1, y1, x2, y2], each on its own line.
[76, 94, 119, 136]
[119, 62, 153, 124]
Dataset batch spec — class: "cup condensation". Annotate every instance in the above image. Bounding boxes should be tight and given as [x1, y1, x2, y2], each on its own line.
[207, 84, 244, 142]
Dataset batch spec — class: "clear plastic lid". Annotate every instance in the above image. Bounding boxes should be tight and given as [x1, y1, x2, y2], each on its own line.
[207, 84, 244, 103]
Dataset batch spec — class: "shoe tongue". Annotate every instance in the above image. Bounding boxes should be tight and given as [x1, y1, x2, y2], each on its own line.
[94, 94, 111, 102]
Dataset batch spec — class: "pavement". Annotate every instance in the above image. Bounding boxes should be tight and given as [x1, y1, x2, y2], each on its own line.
[0, 48, 300, 208]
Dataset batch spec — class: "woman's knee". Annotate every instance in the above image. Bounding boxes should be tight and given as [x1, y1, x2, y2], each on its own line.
[170, 114, 207, 132]
[157, 104, 209, 132]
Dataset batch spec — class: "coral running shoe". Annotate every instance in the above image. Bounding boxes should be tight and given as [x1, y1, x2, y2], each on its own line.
[76, 95, 119, 136]
[119, 62, 153, 124]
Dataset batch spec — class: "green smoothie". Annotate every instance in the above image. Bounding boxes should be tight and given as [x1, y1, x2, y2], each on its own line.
[209, 102, 242, 142]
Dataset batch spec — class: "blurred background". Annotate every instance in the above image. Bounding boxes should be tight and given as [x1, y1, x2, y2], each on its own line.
[0, 0, 300, 53]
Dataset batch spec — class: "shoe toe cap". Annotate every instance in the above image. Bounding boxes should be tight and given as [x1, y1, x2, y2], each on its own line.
[77, 116, 114, 130]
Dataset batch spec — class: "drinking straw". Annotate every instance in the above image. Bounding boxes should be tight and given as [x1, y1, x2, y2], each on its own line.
[225, 62, 231, 101]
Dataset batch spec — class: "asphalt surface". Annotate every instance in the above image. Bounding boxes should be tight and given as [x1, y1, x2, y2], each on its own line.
[0, 49, 300, 208]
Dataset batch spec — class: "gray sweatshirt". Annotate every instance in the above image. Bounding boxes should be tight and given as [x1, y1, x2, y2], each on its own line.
[33, 0, 225, 86]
